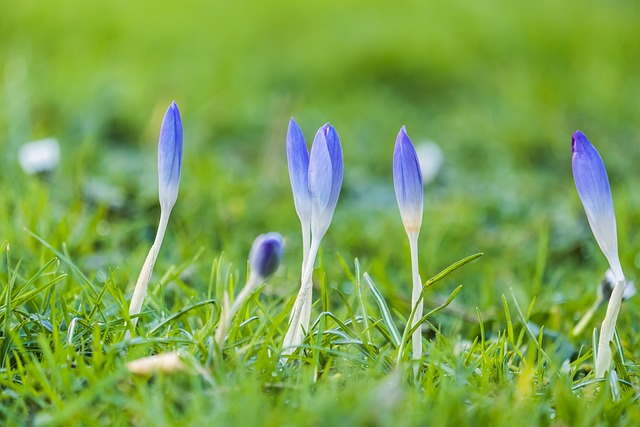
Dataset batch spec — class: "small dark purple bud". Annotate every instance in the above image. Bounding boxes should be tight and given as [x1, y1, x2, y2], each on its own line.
[249, 232, 285, 281]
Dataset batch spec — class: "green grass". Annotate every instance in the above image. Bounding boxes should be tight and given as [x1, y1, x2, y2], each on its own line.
[2, 0, 640, 425]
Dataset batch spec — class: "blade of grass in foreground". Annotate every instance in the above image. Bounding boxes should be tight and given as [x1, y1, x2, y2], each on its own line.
[395, 253, 482, 364]
[363, 273, 401, 347]
[395, 285, 463, 363]
[509, 288, 552, 365]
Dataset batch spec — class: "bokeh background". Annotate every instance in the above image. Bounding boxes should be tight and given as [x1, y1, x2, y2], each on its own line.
[2, 0, 640, 341]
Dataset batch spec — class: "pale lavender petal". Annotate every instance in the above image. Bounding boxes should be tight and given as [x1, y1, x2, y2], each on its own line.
[307, 124, 343, 238]
[323, 124, 344, 214]
[572, 130, 623, 280]
[393, 126, 423, 236]
[249, 232, 285, 281]
[286, 118, 311, 223]
[158, 101, 183, 212]
[308, 125, 334, 237]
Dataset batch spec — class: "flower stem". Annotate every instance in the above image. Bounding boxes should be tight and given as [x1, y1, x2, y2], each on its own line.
[282, 236, 321, 356]
[128, 210, 170, 329]
[408, 235, 423, 363]
[595, 279, 626, 378]
[214, 273, 260, 346]
[301, 221, 311, 272]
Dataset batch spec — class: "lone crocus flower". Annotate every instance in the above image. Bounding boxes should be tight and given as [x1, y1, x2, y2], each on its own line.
[393, 126, 424, 364]
[128, 101, 183, 329]
[572, 130, 626, 378]
[215, 232, 284, 346]
[282, 120, 343, 356]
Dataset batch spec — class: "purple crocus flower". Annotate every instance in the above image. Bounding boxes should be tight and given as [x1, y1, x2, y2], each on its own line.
[282, 120, 343, 356]
[286, 119, 343, 241]
[249, 232, 285, 282]
[571, 130, 623, 281]
[309, 124, 344, 239]
[393, 126, 425, 366]
[128, 101, 184, 329]
[215, 231, 285, 346]
[571, 129, 627, 378]
[393, 126, 423, 238]
[158, 101, 183, 213]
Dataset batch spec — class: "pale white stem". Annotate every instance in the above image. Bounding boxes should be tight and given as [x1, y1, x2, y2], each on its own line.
[301, 222, 311, 273]
[409, 235, 423, 363]
[128, 210, 170, 328]
[214, 273, 261, 346]
[281, 236, 321, 355]
[595, 279, 626, 378]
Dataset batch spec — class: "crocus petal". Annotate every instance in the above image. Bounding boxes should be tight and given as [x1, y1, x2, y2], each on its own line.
[158, 101, 183, 212]
[309, 124, 342, 238]
[249, 232, 285, 281]
[287, 118, 311, 223]
[324, 124, 344, 216]
[393, 126, 423, 237]
[571, 130, 624, 281]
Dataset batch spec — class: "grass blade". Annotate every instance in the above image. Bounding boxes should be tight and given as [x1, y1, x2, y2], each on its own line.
[363, 273, 401, 347]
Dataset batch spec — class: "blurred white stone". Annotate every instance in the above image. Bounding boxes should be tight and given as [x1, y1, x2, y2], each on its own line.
[126, 351, 186, 375]
[415, 140, 443, 184]
[18, 138, 60, 174]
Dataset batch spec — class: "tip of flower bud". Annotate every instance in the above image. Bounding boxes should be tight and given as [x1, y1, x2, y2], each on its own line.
[572, 130, 588, 156]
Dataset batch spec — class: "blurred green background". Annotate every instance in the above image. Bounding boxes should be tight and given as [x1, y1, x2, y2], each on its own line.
[2, 0, 640, 340]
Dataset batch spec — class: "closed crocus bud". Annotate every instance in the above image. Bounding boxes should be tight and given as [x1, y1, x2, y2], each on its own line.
[215, 232, 284, 346]
[128, 101, 184, 329]
[393, 126, 423, 238]
[281, 122, 343, 357]
[158, 101, 183, 213]
[572, 130, 628, 378]
[308, 124, 343, 239]
[571, 130, 624, 281]
[249, 232, 285, 283]
[287, 119, 311, 226]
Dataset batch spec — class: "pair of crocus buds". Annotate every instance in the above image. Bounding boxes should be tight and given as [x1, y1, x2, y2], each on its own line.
[393, 126, 425, 364]
[571, 130, 627, 378]
[281, 119, 344, 355]
[128, 101, 183, 328]
[215, 232, 284, 346]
